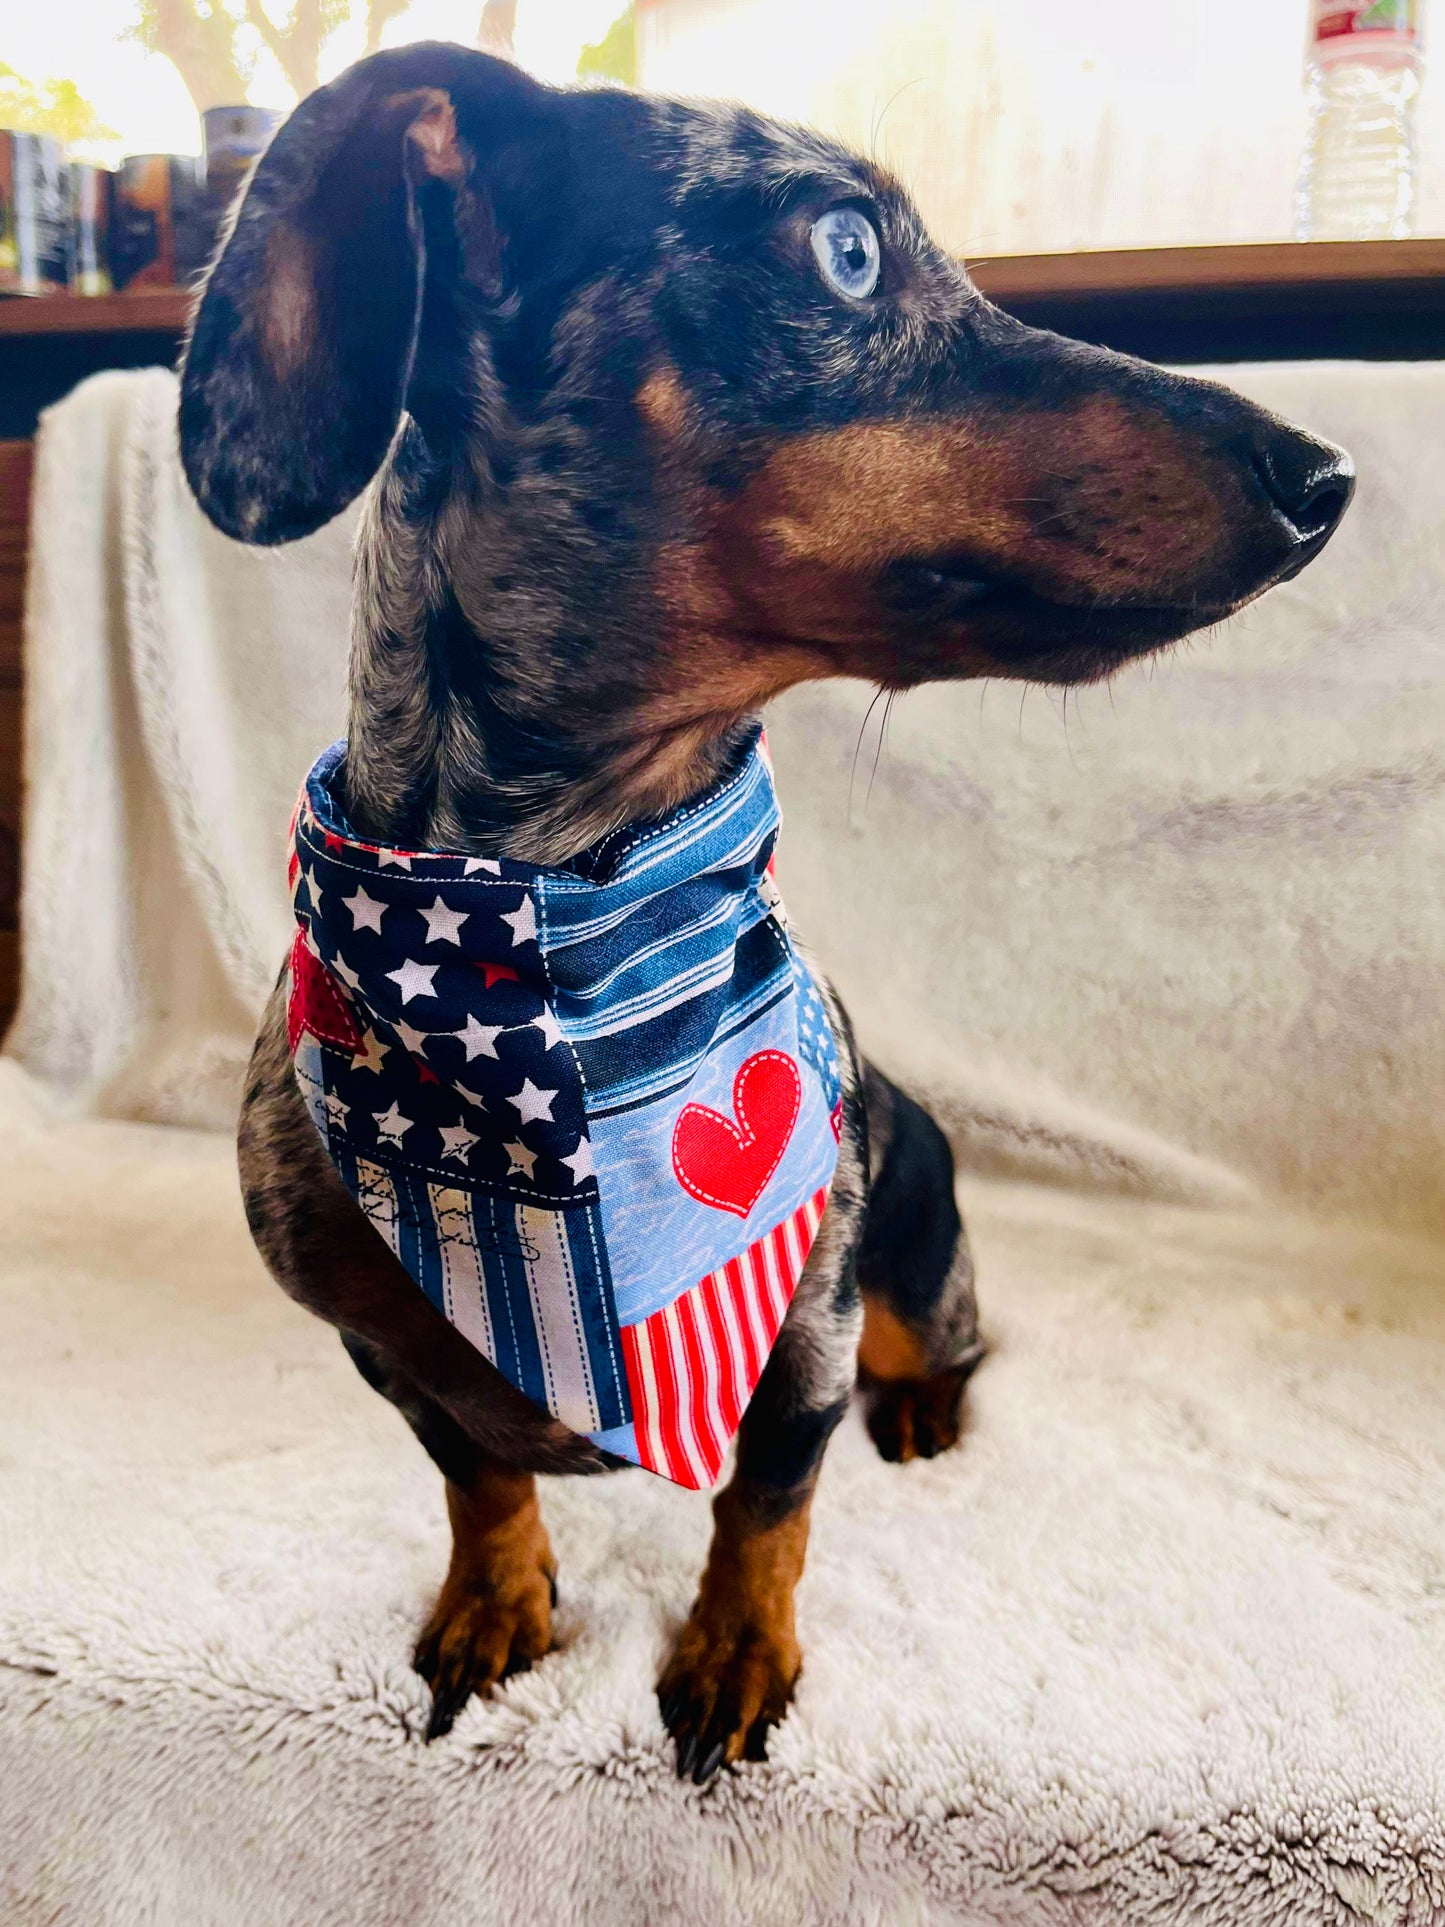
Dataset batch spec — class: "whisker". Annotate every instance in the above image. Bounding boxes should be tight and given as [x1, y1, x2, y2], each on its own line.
[849, 686, 888, 824]
[870, 79, 922, 154]
[866, 689, 898, 809]
[1060, 686, 1079, 771]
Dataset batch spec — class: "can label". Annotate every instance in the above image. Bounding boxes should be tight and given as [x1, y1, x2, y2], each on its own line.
[69, 164, 113, 296]
[1311, 0, 1425, 60]
[112, 154, 204, 290]
[202, 106, 284, 209]
[0, 134, 70, 295]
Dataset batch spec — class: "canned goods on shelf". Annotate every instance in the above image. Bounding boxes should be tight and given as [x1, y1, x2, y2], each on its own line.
[0, 131, 70, 297]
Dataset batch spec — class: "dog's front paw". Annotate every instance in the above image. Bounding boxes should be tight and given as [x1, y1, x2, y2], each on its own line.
[413, 1535, 556, 1741]
[657, 1610, 800, 1786]
[863, 1358, 978, 1463]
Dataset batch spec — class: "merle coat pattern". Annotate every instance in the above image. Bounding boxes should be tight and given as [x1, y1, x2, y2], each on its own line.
[178, 43, 1352, 1780]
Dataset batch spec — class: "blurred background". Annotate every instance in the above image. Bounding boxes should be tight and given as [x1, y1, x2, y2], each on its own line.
[3, 0, 1441, 257]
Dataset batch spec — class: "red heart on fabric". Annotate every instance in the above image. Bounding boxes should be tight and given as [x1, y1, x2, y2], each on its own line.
[671, 1051, 802, 1218]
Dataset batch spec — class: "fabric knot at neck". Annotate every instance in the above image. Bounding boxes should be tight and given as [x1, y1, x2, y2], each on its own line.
[286, 728, 842, 1488]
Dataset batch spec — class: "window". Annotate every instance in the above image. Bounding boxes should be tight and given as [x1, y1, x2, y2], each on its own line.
[4, 0, 1439, 254]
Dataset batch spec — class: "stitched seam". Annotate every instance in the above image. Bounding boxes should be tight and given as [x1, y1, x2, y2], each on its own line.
[582, 1205, 627, 1419]
[333, 1146, 585, 1210]
[524, 1207, 558, 1415]
[299, 725, 764, 885]
[296, 820, 522, 888]
[535, 878, 597, 1177]
[553, 1215, 598, 1432]
[540, 736, 769, 897]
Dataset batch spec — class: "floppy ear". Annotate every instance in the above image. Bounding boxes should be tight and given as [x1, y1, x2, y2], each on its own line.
[179, 43, 539, 546]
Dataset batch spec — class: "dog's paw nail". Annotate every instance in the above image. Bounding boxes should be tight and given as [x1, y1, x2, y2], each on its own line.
[742, 1718, 771, 1763]
[694, 1738, 727, 1785]
[424, 1685, 462, 1742]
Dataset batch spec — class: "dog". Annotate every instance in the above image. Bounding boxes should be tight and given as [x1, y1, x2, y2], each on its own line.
[177, 42, 1353, 1783]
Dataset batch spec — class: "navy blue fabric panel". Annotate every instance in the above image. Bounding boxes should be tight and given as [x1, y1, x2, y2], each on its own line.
[479, 1193, 549, 1412]
[562, 1204, 631, 1432]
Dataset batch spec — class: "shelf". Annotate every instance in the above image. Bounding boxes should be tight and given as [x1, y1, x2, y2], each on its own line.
[0, 288, 194, 336]
[4, 242, 1445, 339]
[971, 238, 1445, 304]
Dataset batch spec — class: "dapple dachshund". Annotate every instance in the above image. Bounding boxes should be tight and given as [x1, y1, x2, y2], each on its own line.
[177, 42, 1353, 1783]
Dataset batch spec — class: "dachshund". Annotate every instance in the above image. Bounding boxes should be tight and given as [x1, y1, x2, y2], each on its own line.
[177, 41, 1353, 1783]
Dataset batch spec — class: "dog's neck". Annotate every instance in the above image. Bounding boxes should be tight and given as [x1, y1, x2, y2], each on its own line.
[338, 442, 753, 866]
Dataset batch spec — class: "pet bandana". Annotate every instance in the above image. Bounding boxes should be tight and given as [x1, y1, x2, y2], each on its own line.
[287, 729, 841, 1489]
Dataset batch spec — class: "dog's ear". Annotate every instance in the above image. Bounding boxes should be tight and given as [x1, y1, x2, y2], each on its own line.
[179, 44, 544, 546]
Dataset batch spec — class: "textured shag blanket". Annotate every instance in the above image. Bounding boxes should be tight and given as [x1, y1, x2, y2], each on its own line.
[4, 362, 1445, 1924]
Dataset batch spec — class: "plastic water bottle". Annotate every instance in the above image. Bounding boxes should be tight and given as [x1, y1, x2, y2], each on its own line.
[1296, 0, 1427, 240]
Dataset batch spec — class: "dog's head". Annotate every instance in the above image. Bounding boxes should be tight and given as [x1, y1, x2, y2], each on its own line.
[180, 43, 1353, 844]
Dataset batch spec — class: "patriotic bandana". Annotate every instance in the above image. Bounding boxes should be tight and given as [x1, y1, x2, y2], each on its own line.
[287, 729, 842, 1489]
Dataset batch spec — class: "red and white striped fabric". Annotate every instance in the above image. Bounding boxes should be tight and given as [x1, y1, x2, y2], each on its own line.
[620, 1186, 830, 1489]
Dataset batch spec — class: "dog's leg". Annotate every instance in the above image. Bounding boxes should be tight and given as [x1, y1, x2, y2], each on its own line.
[341, 1335, 556, 1740]
[657, 1368, 843, 1783]
[657, 1132, 864, 1783]
[856, 1062, 985, 1463]
[414, 1463, 556, 1741]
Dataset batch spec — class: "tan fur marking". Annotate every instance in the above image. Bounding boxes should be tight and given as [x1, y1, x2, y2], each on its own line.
[413, 1460, 555, 1724]
[658, 1483, 813, 1768]
[723, 399, 1231, 611]
[857, 1295, 933, 1381]
[862, 1364, 974, 1465]
[631, 391, 1245, 721]
[636, 365, 691, 441]
[390, 88, 468, 184]
[259, 226, 316, 379]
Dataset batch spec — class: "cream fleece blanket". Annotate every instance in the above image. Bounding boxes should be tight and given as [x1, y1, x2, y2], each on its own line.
[4, 362, 1445, 1923]
[2, 1070, 1443, 1926]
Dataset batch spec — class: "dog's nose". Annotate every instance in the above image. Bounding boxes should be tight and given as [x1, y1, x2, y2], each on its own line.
[1250, 426, 1356, 546]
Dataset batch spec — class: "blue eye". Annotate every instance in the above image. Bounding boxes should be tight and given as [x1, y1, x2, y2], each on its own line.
[810, 205, 881, 300]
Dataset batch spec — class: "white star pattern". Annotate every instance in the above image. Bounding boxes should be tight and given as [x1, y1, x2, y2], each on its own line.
[332, 953, 364, 994]
[377, 848, 412, 870]
[373, 1101, 412, 1145]
[303, 868, 324, 914]
[509, 1077, 557, 1125]
[324, 1091, 350, 1131]
[394, 1019, 432, 1056]
[463, 856, 501, 875]
[455, 1082, 488, 1111]
[560, 1137, 595, 1185]
[351, 1029, 389, 1074]
[530, 1006, 564, 1051]
[344, 885, 386, 932]
[386, 958, 438, 1004]
[454, 1015, 505, 1060]
[504, 1140, 538, 1179]
[438, 1122, 481, 1162]
[501, 896, 537, 946]
[420, 895, 469, 945]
